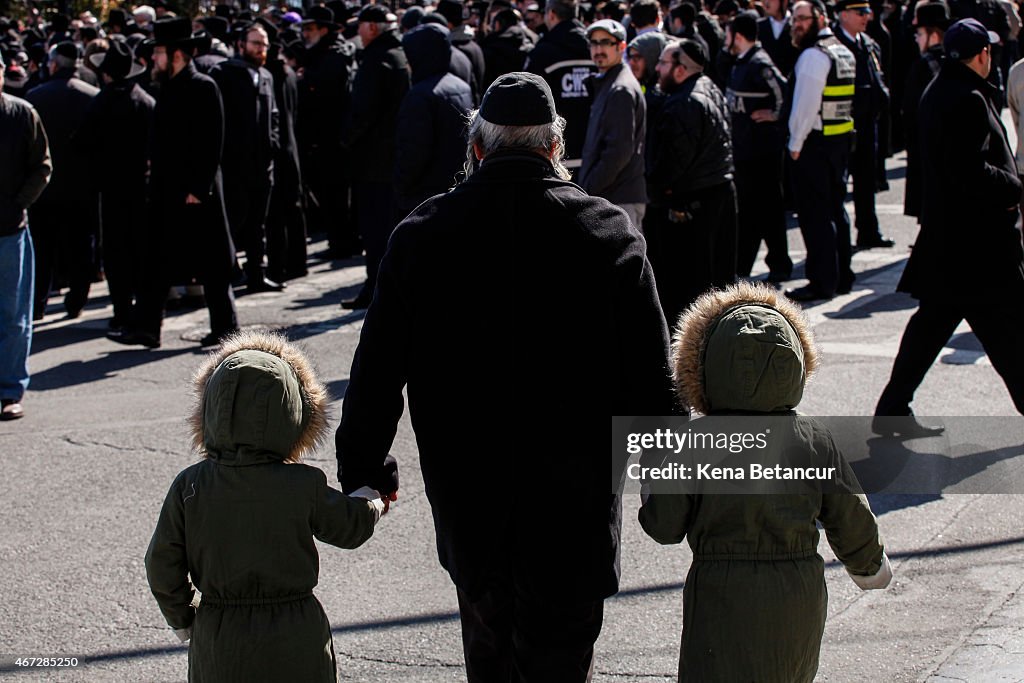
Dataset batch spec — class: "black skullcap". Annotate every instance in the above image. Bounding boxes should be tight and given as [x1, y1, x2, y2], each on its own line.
[677, 37, 707, 67]
[421, 11, 447, 25]
[729, 10, 759, 41]
[358, 4, 392, 22]
[436, 0, 464, 24]
[402, 5, 426, 28]
[52, 40, 79, 60]
[479, 71, 557, 126]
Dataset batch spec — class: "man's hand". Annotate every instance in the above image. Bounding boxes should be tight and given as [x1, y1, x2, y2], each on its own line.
[381, 490, 398, 514]
[185, 193, 202, 205]
[750, 109, 778, 123]
[790, 150, 800, 161]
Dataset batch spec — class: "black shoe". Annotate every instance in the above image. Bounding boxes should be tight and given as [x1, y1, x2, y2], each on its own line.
[248, 276, 286, 293]
[766, 271, 792, 284]
[856, 235, 896, 250]
[341, 291, 372, 310]
[871, 415, 945, 438]
[836, 279, 854, 295]
[199, 329, 238, 348]
[785, 285, 833, 303]
[107, 329, 161, 349]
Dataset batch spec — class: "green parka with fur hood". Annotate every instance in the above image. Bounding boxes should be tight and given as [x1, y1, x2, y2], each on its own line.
[145, 331, 383, 683]
[638, 283, 892, 682]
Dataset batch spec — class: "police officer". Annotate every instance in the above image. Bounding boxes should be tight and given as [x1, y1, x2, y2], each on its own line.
[726, 11, 792, 281]
[785, 0, 857, 302]
[834, 0, 894, 250]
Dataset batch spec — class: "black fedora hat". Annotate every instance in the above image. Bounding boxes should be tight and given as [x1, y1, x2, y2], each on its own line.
[88, 39, 147, 79]
[915, 1, 950, 29]
[302, 6, 339, 29]
[152, 16, 196, 48]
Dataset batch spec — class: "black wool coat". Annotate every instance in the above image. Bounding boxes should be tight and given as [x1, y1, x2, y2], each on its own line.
[149, 62, 235, 281]
[77, 81, 155, 197]
[900, 60, 1024, 302]
[297, 33, 355, 155]
[336, 151, 677, 602]
[211, 59, 279, 189]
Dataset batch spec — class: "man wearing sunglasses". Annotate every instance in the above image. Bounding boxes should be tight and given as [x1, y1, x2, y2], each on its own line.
[579, 19, 647, 229]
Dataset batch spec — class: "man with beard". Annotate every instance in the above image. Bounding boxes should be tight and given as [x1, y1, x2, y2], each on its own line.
[726, 11, 792, 281]
[76, 40, 155, 332]
[297, 6, 358, 260]
[211, 23, 283, 293]
[647, 38, 737, 325]
[784, 0, 857, 302]
[109, 17, 238, 349]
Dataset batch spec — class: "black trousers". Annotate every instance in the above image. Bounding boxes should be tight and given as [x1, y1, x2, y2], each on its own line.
[100, 193, 147, 327]
[876, 298, 1024, 416]
[791, 134, 854, 296]
[456, 585, 604, 683]
[303, 145, 358, 256]
[266, 159, 308, 281]
[354, 181, 397, 298]
[735, 154, 792, 278]
[851, 116, 880, 241]
[224, 181, 271, 279]
[28, 199, 98, 317]
[649, 181, 738, 327]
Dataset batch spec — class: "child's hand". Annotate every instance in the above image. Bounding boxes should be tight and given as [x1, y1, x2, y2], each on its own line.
[173, 625, 193, 643]
[350, 486, 389, 522]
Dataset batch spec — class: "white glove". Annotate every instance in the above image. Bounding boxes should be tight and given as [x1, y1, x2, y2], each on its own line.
[349, 486, 386, 523]
[173, 626, 193, 643]
[848, 553, 893, 590]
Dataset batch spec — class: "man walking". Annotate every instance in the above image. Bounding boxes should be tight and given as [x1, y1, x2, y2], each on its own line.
[335, 73, 675, 682]
[578, 19, 647, 229]
[0, 52, 51, 421]
[874, 19, 1024, 432]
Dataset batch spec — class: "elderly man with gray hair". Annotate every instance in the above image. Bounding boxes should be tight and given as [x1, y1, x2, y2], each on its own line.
[335, 72, 675, 682]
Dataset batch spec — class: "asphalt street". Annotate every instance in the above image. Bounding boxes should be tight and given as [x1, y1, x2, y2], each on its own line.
[1, 150, 1023, 682]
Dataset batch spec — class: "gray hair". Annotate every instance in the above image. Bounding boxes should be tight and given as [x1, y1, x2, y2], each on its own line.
[463, 109, 571, 180]
[48, 47, 77, 71]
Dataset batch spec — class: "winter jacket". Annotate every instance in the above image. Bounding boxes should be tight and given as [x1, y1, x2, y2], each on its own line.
[480, 24, 535, 88]
[726, 44, 787, 163]
[395, 24, 474, 216]
[336, 150, 676, 602]
[648, 73, 734, 206]
[639, 283, 891, 683]
[450, 25, 486, 101]
[297, 32, 355, 154]
[0, 93, 51, 234]
[146, 331, 382, 683]
[579, 63, 647, 205]
[899, 59, 1024, 302]
[343, 30, 410, 184]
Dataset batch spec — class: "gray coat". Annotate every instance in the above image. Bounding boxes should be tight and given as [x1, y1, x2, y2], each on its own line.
[579, 63, 648, 205]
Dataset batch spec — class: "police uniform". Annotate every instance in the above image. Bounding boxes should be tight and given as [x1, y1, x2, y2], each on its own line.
[727, 42, 792, 280]
[786, 26, 857, 301]
[833, 1, 892, 248]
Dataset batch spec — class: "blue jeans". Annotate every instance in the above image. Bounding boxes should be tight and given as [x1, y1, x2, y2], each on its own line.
[0, 228, 34, 400]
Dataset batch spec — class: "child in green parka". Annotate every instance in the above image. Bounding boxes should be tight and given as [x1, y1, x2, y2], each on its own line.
[638, 282, 892, 682]
[145, 331, 388, 683]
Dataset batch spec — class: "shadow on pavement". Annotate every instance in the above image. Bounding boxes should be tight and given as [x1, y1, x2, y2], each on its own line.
[29, 347, 200, 391]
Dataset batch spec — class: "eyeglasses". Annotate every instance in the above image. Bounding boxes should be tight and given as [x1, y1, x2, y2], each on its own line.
[792, 13, 814, 22]
[589, 38, 619, 47]
[658, 57, 679, 66]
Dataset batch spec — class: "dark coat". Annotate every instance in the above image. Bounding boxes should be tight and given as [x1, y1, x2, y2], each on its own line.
[211, 58, 280, 188]
[0, 93, 51, 234]
[336, 150, 676, 601]
[24, 69, 98, 203]
[343, 30, 410, 184]
[726, 43, 787, 163]
[149, 62, 235, 280]
[451, 26, 486, 102]
[902, 44, 941, 218]
[266, 59, 302, 188]
[579, 62, 647, 205]
[297, 32, 355, 154]
[648, 73, 734, 205]
[834, 27, 890, 122]
[899, 60, 1024, 302]
[758, 15, 800, 76]
[447, 45, 478, 102]
[480, 24, 534, 88]
[395, 25, 474, 216]
[76, 81, 155, 196]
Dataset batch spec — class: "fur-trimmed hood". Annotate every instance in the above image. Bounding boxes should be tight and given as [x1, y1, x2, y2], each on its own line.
[189, 330, 330, 463]
[671, 282, 818, 415]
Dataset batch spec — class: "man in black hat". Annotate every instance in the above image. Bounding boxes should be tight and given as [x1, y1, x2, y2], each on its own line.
[25, 40, 100, 320]
[76, 41, 154, 332]
[296, 5, 359, 261]
[726, 10, 792, 282]
[211, 23, 283, 293]
[904, 0, 948, 220]
[874, 18, 1024, 429]
[647, 38, 737, 323]
[110, 16, 238, 348]
[784, 0, 857, 302]
[833, 0, 893, 250]
[335, 71, 674, 683]
[338, 4, 409, 309]
[0, 50, 52, 421]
